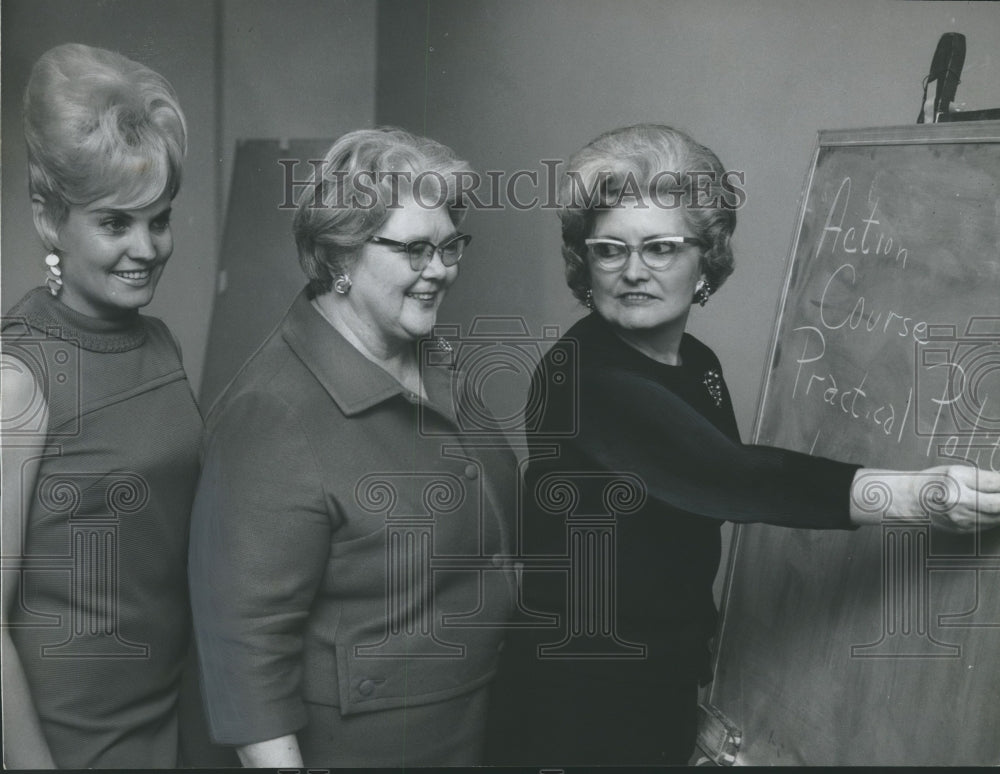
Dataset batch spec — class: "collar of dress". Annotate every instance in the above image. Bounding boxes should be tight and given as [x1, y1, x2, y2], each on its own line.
[280, 288, 459, 421]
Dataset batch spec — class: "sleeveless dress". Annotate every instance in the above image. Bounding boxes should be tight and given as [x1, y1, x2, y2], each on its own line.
[3, 288, 203, 768]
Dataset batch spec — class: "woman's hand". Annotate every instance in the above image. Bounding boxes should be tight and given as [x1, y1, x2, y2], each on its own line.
[236, 734, 304, 768]
[850, 465, 1000, 532]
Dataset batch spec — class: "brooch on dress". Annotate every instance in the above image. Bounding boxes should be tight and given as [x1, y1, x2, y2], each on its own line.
[702, 369, 724, 408]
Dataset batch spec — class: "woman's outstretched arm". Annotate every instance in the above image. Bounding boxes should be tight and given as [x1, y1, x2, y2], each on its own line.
[850, 465, 1000, 532]
[579, 367, 1000, 532]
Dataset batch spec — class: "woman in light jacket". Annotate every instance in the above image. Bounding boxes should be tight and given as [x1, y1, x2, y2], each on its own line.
[189, 127, 517, 767]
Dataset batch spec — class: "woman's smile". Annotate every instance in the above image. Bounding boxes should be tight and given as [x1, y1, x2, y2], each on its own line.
[404, 288, 441, 304]
[617, 291, 659, 303]
[111, 266, 158, 285]
[328, 199, 459, 354]
[51, 191, 174, 319]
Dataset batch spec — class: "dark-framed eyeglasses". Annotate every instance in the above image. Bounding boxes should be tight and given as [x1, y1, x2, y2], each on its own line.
[584, 235, 706, 272]
[368, 233, 472, 271]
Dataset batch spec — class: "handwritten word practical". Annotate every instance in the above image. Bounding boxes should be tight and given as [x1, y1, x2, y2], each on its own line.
[791, 325, 912, 441]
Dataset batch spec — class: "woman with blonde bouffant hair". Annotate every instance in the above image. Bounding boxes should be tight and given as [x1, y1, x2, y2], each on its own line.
[1, 43, 212, 768]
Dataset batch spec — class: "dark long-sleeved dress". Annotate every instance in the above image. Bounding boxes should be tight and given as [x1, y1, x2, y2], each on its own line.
[486, 312, 860, 766]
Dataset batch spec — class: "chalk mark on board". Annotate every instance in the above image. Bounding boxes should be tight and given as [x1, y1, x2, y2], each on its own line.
[808, 429, 822, 455]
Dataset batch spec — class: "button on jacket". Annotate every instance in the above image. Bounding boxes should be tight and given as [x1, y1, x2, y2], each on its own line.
[188, 290, 517, 761]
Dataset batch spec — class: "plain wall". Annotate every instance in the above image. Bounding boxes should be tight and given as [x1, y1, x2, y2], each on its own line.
[1, 0, 219, 391]
[218, 0, 377, 221]
[377, 0, 1000, 438]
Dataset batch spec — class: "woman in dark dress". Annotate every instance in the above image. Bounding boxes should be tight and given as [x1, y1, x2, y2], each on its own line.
[1, 43, 216, 769]
[485, 123, 1000, 766]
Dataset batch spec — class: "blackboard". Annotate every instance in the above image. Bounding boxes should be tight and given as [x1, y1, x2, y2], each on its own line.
[705, 122, 1000, 765]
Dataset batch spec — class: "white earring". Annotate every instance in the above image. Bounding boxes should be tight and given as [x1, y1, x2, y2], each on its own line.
[44, 253, 63, 296]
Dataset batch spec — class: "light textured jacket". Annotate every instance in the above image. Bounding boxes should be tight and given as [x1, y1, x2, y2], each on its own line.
[188, 290, 517, 755]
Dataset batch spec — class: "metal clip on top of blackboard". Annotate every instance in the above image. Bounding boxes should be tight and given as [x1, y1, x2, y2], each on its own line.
[918, 32, 1000, 124]
[917, 32, 964, 124]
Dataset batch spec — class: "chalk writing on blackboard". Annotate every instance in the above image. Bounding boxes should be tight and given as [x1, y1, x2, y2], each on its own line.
[708, 122, 1000, 766]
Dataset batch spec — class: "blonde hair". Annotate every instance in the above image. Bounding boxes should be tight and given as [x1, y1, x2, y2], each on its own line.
[24, 43, 187, 246]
